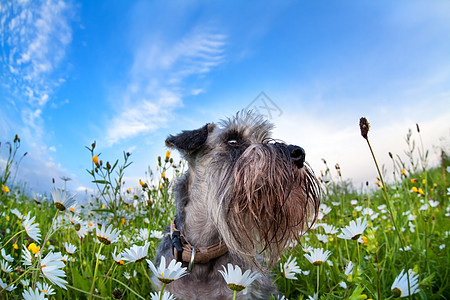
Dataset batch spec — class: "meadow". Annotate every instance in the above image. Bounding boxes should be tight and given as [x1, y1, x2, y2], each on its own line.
[0, 120, 449, 299]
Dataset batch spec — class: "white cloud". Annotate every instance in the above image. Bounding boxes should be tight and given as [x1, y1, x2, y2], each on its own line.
[0, 0, 76, 193]
[1, 0, 74, 106]
[103, 27, 227, 146]
[272, 102, 450, 188]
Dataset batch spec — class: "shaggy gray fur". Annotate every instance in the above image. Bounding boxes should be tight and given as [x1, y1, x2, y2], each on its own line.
[153, 111, 320, 299]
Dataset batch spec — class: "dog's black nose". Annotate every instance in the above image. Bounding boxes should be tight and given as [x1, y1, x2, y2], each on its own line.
[288, 145, 305, 168]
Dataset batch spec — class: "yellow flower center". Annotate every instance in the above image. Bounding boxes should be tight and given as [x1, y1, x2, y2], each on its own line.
[55, 202, 66, 211]
[97, 235, 112, 245]
[228, 283, 246, 292]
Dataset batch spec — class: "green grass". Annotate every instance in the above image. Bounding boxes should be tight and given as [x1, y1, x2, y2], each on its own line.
[0, 125, 449, 299]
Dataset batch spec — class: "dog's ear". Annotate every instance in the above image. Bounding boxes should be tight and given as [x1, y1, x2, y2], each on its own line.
[165, 123, 215, 153]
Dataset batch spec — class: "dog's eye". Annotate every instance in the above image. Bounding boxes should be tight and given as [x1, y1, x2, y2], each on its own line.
[227, 140, 238, 147]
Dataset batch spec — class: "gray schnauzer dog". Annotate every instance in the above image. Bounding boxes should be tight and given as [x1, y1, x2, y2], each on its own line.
[154, 111, 320, 299]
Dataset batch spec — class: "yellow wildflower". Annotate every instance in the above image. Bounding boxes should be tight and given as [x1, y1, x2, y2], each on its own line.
[422, 179, 426, 184]
[13, 243, 18, 250]
[162, 172, 166, 179]
[352, 211, 357, 217]
[92, 155, 99, 165]
[361, 236, 368, 246]
[6, 216, 10, 221]
[122, 218, 125, 225]
[412, 186, 418, 193]
[101, 204, 105, 209]
[2, 185, 9, 193]
[165, 150, 171, 162]
[28, 243, 40, 255]
[401, 169, 406, 175]
[411, 178, 415, 183]
[418, 188, 424, 195]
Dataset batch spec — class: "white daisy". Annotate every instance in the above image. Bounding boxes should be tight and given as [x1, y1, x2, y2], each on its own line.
[150, 230, 164, 239]
[319, 223, 339, 235]
[137, 228, 149, 241]
[22, 214, 41, 243]
[37, 281, 55, 295]
[63, 242, 77, 255]
[20, 278, 31, 287]
[338, 218, 368, 240]
[350, 199, 358, 206]
[304, 248, 332, 266]
[391, 269, 420, 297]
[344, 261, 354, 276]
[75, 222, 89, 239]
[429, 200, 439, 208]
[22, 287, 46, 300]
[1, 248, 14, 262]
[112, 247, 125, 265]
[97, 254, 106, 261]
[280, 256, 302, 280]
[150, 291, 176, 300]
[307, 293, 317, 300]
[21, 245, 33, 266]
[10, 208, 23, 219]
[0, 277, 16, 291]
[317, 204, 332, 220]
[40, 251, 68, 289]
[361, 207, 374, 216]
[419, 203, 429, 211]
[218, 263, 261, 294]
[51, 188, 76, 211]
[1, 260, 13, 273]
[316, 233, 329, 243]
[147, 256, 188, 284]
[96, 224, 121, 245]
[121, 241, 150, 263]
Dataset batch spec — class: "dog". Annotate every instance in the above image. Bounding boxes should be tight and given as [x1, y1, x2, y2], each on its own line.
[154, 111, 320, 299]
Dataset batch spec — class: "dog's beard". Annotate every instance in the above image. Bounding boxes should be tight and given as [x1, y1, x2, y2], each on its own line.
[214, 143, 320, 266]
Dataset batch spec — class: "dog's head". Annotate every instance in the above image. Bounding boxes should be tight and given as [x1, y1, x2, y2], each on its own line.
[166, 111, 320, 265]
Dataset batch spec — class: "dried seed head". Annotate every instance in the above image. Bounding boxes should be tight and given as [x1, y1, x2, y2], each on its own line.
[359, 117, 370, 139]
[416, 123, 420, 133]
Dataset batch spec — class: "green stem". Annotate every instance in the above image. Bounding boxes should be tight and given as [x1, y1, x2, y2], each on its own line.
[89, 243, 104, 300]
[101, 276, 146, 300]
[364, 138, 412, 300]
[232, 290, 237, 300]
[0, 268, 38, 294]
[66, 284, 107, 299]
[357, 241, 361, 266]
[316, 265, 320, 299]
[160, 283, 167, 300]
[0, 230, 24, 250]
[344, 239, 351, 262]
[141, 261, 158, 291]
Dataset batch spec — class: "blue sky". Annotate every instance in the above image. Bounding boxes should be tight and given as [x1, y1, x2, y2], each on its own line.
[1, 0, 449, 195]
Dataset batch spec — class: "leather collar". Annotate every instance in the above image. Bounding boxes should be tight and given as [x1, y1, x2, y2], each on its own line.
[170, 218, 229, 265]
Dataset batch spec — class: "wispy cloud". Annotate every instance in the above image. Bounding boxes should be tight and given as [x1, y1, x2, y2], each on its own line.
[1, 0, 74, 107]
[0, 0, 76, 192]
[104, 27, 227, 146]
